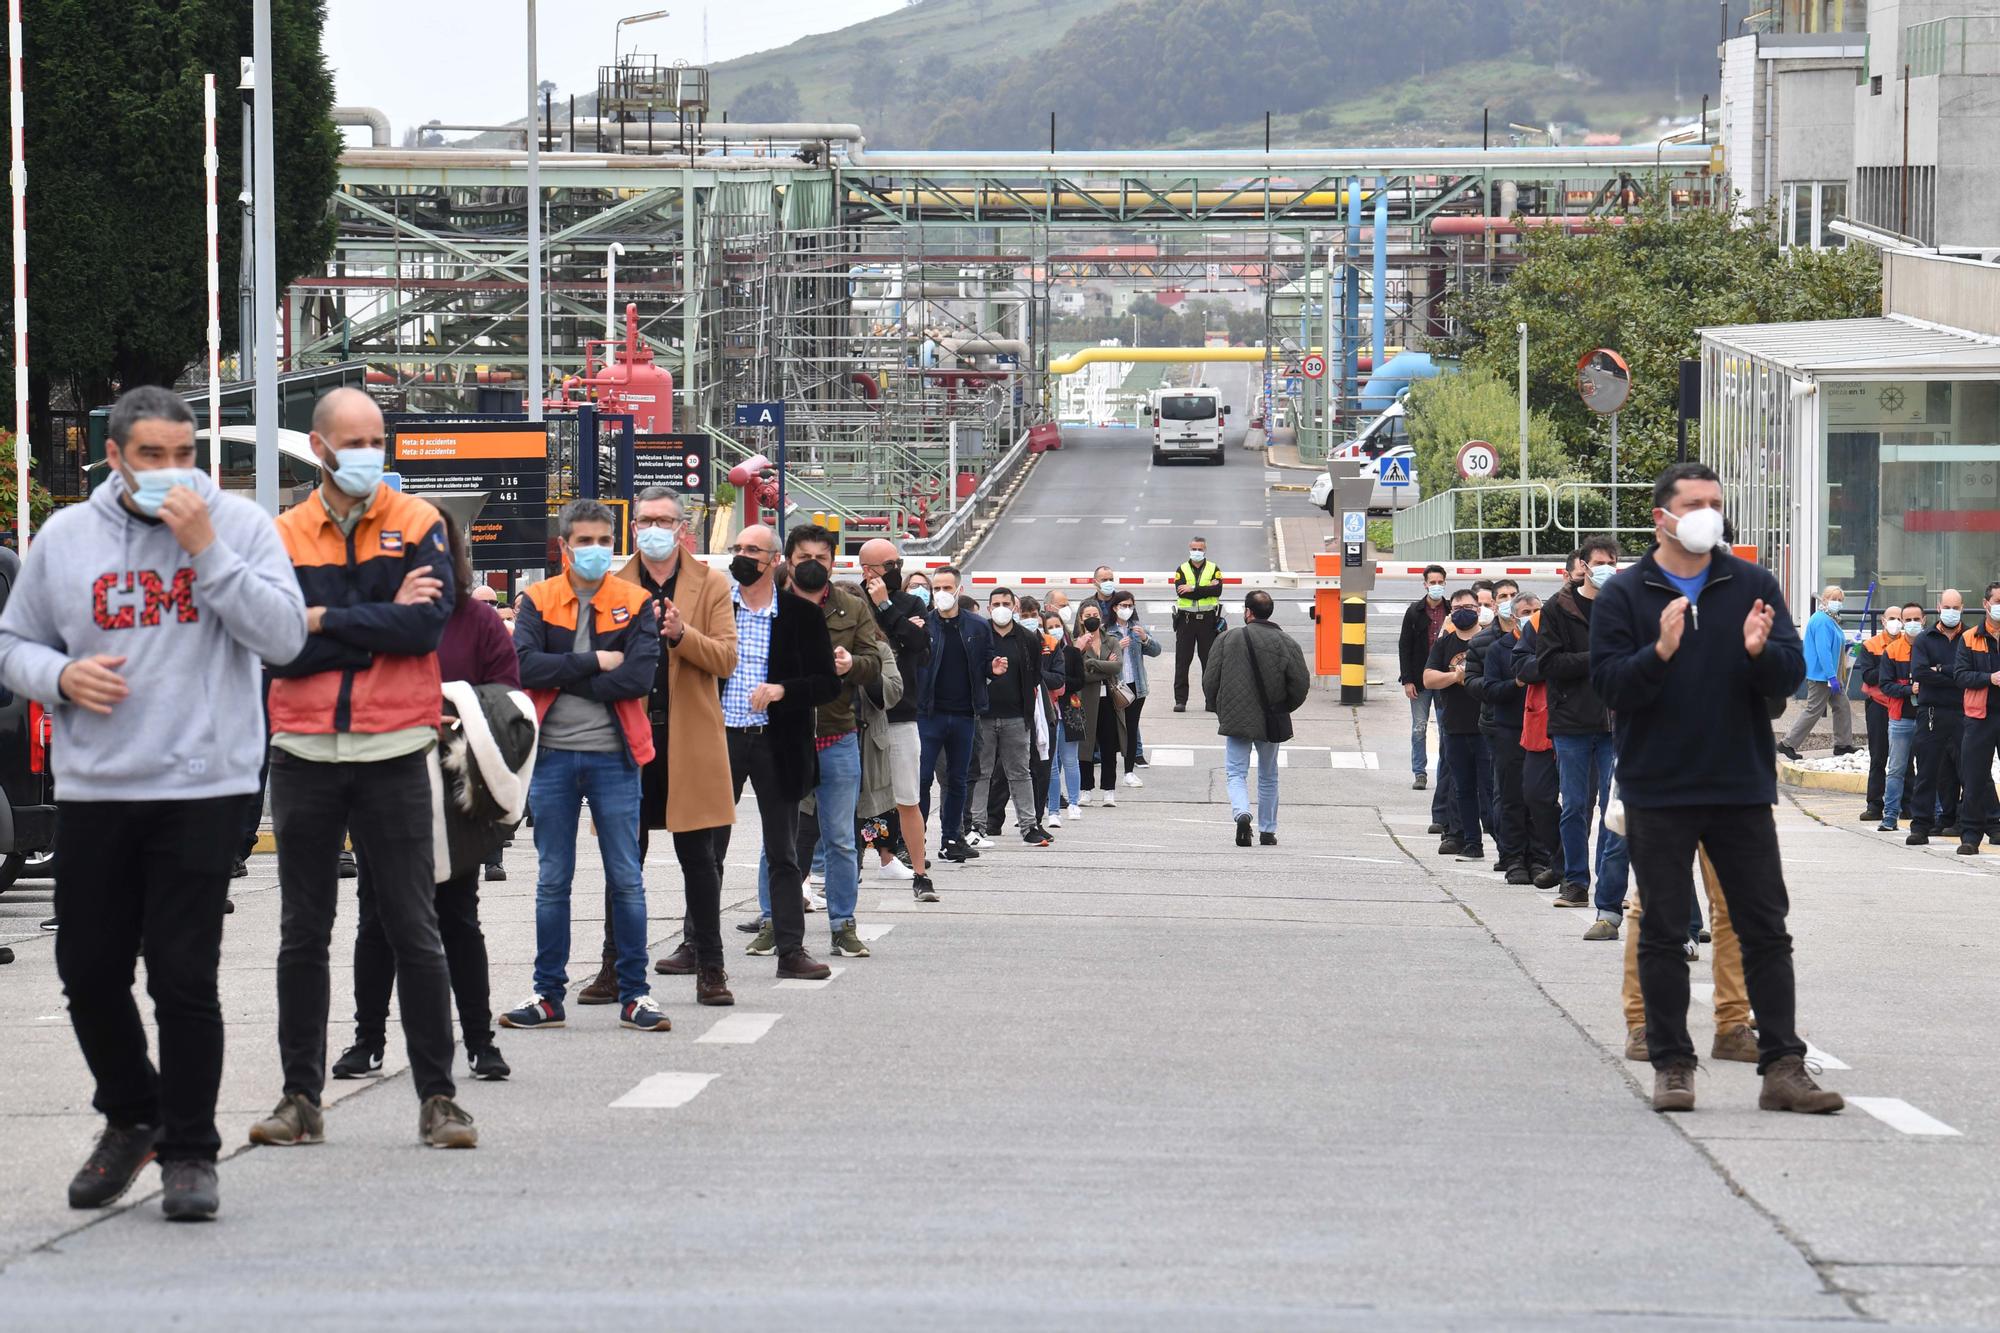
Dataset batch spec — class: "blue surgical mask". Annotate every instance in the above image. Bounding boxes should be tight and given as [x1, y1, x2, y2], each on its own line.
[1424, 584, 1444, 601]
[125, 466, 198, 517]
[635, 528, 678, 560]
[1942, 606, 1963, 628]
[1588, 564, 1615, 589]
[328, 446, 385, 498]
[1497, 598, 1515, 621]
[910, 586, 932, 608]
[569, 543, 615, 582]
[1823, 600, 1844, 618]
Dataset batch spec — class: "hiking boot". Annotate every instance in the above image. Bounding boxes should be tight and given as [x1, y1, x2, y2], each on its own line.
[1858, 808, 1882, 823]
[249, 1092, 324, 1147]
[1711, 1024, 1759, 1063]
[912, 874, 939, 902]
[830, 922, 871, 958]
[1554, 882, 1588, 908]
[1624, 1027, 1649, 1063]
[68, 1123, 160, 1208]
[745, 919, 776, 956]
[1906, 828, 1930, 846]
[1532, 866, 1561, 889]
[1653, 1062, 1697, 1112]
[654, 941, 697, 976]
[1759, 1054, 1844, 1114]
[696, 967, 735, 1006]
[484, 861, 507, 882]
[1412, 774, 1427, 790]
[419, 1095, 478, 1148]
[1260, 832, 1278, 846]
[1235, 814, 1252, 847]
[576, 952, 619, 1005]
[1582, 918, 1620, 941]
[497, 994, 565, 1030]
[620, 995, 671, 1032]
[776, 948, 832, 981]
[160, 1159, 219, 1221]
[468, 1045, 511, 1080]
[331, 1042, 384, 1079]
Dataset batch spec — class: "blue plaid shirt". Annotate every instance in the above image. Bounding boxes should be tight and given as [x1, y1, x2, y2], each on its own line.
[722, 583, 778, 727]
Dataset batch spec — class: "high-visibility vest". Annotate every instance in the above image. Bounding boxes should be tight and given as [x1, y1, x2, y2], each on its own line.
[1174, 560, 1223, 613]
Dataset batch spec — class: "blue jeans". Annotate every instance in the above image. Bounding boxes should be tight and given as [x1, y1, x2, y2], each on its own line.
[1442, 731, 1488, 854]
[1884, 716, 1919, 822]
[1225, 736, 1280, 833]
[757, 732, 861, 931]
[1408, 689, 1432, 776]
[529, 747, 648, 1005]
[919, 711, 978, 842]
[1046, 723, 1082, 817]
[1552, 731, 1629, 913]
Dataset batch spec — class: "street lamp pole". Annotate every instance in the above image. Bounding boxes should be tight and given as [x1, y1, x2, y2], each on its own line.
[251, 0, 278, 511]
[527, 0, 542, 422]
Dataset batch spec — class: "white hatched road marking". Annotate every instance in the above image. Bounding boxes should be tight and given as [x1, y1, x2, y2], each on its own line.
[1849, 1097, 1961, 1136]
[1327, 752, 1382, 769]
[696, 1012, 783, 1045]
[857, 922, 895, 941]
[776, 966, 846, 990]
[610, 1071, 717, 1109]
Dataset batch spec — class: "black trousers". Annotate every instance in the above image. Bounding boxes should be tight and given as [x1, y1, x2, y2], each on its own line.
[1082, 701, 1122, 790]
[1961, 715, 2000, 846]
[1487, 725, 1529, 868]
[1173, 610, 1221, 706]
[715, 728, 806, 957]
[1863, 699, 1890, 811]
[272, 750, 455, 1103]
[55, 796, 244, 1162]
[1442, 731, 1489, 853]
[1910, 707, 1963, 834]
[1124, 695, 1148, 766]
[1522, 745, 1561, 872]
[1626, 803, 1806, 1072]
[352, 864, 493, 1052]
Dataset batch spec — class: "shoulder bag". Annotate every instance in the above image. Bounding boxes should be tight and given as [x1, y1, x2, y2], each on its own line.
[1244, 629, 1294, 743]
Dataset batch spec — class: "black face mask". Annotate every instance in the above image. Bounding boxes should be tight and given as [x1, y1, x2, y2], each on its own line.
[793, 560, 830, 593]
[1080, 616, 1101, 633]
[729, 554, 764, 586]
[1450, 607, 1479, 630]
[881, 561, 903, 595]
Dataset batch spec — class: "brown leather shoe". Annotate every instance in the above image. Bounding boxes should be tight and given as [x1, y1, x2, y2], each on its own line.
[1758, 1053, 1844, 1114]
[1623, 1026, 1649, 1063]
[653, 941, 697, 976]
[695, 966, 734, 1006]
[776, 948, 832, 981]
[1711, 1023, 1759, 1063]
[575, 952, 618, 1006]
[1652, 1062, 1696, 1113]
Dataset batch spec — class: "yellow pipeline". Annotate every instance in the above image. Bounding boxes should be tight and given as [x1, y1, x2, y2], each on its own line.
[863, 187, 1367, 212]
[1048, 346, 1275, 375]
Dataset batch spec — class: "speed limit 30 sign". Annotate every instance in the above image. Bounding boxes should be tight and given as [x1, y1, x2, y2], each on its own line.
[1456, 439, 1499, 480]
[1301, 353, 1327, 380]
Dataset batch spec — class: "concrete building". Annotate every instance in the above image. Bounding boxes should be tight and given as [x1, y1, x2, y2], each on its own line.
[1718, 12, 1869, 249]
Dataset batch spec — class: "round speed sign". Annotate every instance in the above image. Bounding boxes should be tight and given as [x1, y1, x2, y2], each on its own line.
[1301, 353, 1327, 380]
[1456, 439, 1499, 480]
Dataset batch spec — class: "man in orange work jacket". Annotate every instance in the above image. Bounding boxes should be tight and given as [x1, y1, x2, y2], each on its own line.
[1860, 601, 1920, 832]
[498, 500, 667, 1035]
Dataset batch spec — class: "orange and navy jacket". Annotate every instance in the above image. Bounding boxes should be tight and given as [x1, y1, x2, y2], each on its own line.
[268, 487, 452, 735]
[513, 571, 660, 764]
[1954, 624, 2000, 719]
[1858, 629, 1915, 719]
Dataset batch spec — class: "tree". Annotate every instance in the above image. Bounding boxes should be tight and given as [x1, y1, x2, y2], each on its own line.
[0, 0, 340, 440]
[731, 77, 801, 123]
[0, 430, 56, 532]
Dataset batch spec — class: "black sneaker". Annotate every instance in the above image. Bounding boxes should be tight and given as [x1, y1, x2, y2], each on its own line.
[223, 898, 235, 915]
[1235, 814, 1252, 847]
[160, 1159, 219, 1222]
[468, 1045, 511, 1080]
[231, 859, 249, 879]
[1832, 744, 1859, 757]
[1259, 831, 1277, 846]
[1532, 866, 1561, 889]
[735, 917, 764, 933]
[0, 945, 12, 964]
[1505, 866, 1534, 885]
[484, 862, 507, 882]
[1022, 826, 1052, 847]
[1957, 842, 1982, 856]
[68, 1123, 160, 1208]
[40, 916, 57, 931]
[1427, 823, 1445, 835]
[1134, 756, 1150, 769]
[1457, 845, 1487, 861]
[942, 837, 980, 863]
[1172, 703, 1187, 713]
[1437, 838, 1464, 856]
[1858, 808, 1882, 822]
[337, 850, 358, 880]
[912, 874, 939, 903]
[330, 1043, 384, 1079]
[1907, 828, 1931, 846]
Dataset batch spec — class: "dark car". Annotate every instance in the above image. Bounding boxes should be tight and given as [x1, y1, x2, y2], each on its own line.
[0, 544, 57, 892]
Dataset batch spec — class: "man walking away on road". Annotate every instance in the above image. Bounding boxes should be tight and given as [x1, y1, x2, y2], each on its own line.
[711, 526, 839, 978]
[1907, 590, 1966, 845]
[1424, 590, 1489, 864]
[500, 500, 666, 1035]
[1205, 590, 1309, 846]
[1591, 460, 1840, 1117]
[917, 566, 992, 867]
[859, 538, 935, 901]
[257, 387, 476, 1152]
[1171, 537, 1224, 712]
[1538, 535, 1629, 924]
[1471, 586, 1539, 883]
[1864, 602, 1921, 832]
[0, 387, 307, 1220]
[1951, 582, 2000, 856]
[1399, 563, 1452, 815]
[970, 587, 1050, 846]
[1778, 585, 1854, 760]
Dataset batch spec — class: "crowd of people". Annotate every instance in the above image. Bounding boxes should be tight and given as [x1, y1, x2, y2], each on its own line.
[1400, 461, 1847, 1118]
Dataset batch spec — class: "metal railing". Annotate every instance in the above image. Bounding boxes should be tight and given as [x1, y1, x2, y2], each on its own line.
[1906, 16, 2000, 77]
[1550, 481, 1663, 546]
[902, 427, 1035, 556]
[1392, 483, 1554, 561]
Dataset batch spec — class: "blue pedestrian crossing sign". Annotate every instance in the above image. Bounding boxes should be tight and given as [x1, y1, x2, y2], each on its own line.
[1379, 455, 1413, 487]
[734, 401, 785, 428]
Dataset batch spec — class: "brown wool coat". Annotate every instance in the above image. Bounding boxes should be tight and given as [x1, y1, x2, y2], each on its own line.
[615, 551, 739, 833]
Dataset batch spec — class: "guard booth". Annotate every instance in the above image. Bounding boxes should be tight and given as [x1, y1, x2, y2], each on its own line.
[1312, 461, 1376, 704]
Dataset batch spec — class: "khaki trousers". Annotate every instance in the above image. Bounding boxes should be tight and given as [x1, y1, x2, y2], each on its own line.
[1621, 845, 1750, 1031]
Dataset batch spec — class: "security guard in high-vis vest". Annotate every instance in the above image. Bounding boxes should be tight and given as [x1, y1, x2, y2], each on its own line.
[1171, 536, 1224, 710]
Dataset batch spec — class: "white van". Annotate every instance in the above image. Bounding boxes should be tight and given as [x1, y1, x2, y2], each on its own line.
[1311, 398, 1421, 514]
[1149, 387, 1228, 466]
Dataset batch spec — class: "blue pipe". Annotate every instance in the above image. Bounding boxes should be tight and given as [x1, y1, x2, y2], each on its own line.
[1370, 174, 1388, 373]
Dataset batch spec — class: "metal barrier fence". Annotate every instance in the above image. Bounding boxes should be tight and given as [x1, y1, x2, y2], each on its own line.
[1392, 479, 1662, 560]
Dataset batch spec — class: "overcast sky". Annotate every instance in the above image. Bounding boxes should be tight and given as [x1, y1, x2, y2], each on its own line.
[323, 0, 902, 142]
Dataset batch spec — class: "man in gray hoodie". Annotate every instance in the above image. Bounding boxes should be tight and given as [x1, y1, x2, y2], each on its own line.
[0, 387, 307, 1222]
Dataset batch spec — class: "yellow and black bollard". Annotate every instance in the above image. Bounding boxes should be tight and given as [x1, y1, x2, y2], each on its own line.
[1341, 595, 1367, 705]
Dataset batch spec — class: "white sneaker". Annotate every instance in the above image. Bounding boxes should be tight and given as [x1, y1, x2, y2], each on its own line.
[965, 829, 988, 848]
[1045, 814, 1062, 829]
[1102, 793, 1118, 808]
[1067, 802, 1083, 818]
[804, 890, 825, 913]
[804, 872, 822, 892]
[1123, 772, 1144, 789]
[875, 859, 914, 882]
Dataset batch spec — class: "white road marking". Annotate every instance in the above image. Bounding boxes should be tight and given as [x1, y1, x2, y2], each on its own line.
[1238, 519, 1263, 526]
[1145, 747, 1196, 766]
[1805, 1040, 1852, 1071]
[875, 897, 913, 912]
[1315, 855, 1405, 865]
[696, 1012, 783, 1045]
[857, 922, 895, 941]
[1326, 752, 1382, 769]
[1102, 517, 1128, 524]
[1012, 517, 1037, 524]
[1849, 1097, 1961, 1136]
[1056, 517, 1082, 525]
[1192, 519, 1219, 527]
[1690, 983, 1713, 1003]
[775, 967, 846, 991]
[1147, 519, 1173, 525]
[610, 1071, 717, 1109]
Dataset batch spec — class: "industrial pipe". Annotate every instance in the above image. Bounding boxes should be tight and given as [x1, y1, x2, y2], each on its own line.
[1427, 216, 1628, 236]
[941, 336, 1030, 360]
[332, 105, 392, 148]
[842, 138, 1714, 176]
[1048, 346, 1399, 376]
[605, 241, 625, 341]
